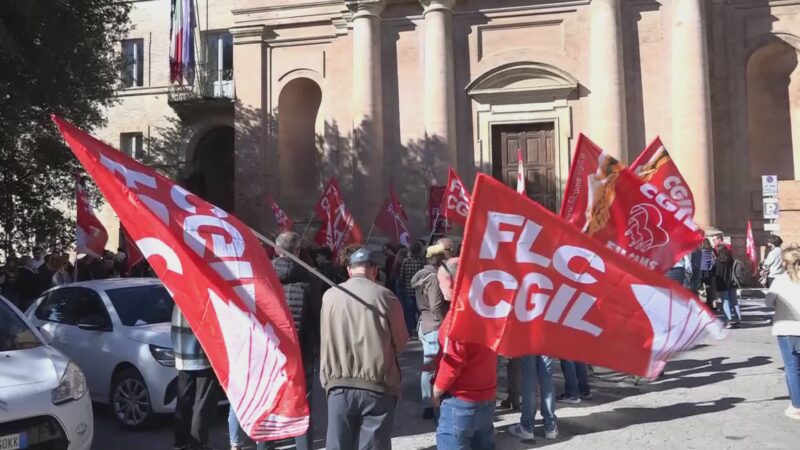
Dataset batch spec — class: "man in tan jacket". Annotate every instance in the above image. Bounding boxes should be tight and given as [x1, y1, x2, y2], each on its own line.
[320, 247, 409, 450]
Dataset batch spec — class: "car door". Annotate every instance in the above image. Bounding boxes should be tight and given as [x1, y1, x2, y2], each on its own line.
[62, 287, 117, 400]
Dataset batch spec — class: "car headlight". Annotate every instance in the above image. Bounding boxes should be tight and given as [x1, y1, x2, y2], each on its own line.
[149, 345, 175, 367]
[52, 361, 87, 405]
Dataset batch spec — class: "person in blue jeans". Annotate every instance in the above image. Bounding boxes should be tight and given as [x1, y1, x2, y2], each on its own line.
[411, 244, 450, 420]
[765, 247, 800, 420]
[508, 355, 558, 442]
[557, 360, 592, 404]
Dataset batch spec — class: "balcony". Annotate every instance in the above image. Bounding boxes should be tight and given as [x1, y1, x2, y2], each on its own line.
[168, 65, 234, 118]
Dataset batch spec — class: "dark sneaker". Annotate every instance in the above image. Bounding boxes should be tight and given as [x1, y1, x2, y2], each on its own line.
[580, 392, 593, 400]
[556, 393, 581, 404]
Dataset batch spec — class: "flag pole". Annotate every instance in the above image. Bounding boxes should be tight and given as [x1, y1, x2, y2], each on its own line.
[427, 210, 441, 246]
[300, 212, 316, 241]
[365, 221, 377, 244]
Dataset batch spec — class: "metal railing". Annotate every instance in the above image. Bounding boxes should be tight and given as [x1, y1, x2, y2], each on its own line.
[168, 65, 234, 103]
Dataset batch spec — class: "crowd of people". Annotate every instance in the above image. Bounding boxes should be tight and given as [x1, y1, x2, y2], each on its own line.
[3, 226, 798, 449]
[0, 245, 153, 313]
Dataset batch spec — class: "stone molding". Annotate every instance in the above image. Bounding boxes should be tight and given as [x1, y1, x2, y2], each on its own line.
[420, 0, 456, 15]
[230, 25, 267, 45]
[345, 0, 387, 18]
[466, 61, 579, 104]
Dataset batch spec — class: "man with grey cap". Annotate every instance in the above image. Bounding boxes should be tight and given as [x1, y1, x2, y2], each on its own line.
[320, 247, 409, 450]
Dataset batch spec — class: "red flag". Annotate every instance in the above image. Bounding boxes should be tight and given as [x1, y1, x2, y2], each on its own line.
[121, 225, 144, 272]
[746, 220, 758, 275]
[439, 168, 472, 226]
[76, 176, 108, 258]
[631, 137, 695, 218]
[314, 178, 363, 255]
[374, 187, 413, 247]
[516, 149, 526, 195]
[53, 116, 309, 440]
[559, 134, 702, 271]
[267, 195, 294, 232]
[449, 174, 725, 378]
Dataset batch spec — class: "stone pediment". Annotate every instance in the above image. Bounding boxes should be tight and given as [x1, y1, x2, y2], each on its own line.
[466, 61, 578, 104]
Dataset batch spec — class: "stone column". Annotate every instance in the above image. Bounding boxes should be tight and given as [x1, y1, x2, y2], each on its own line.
[421, 0, 457, 166]
[589, 0, 628, 160]
[671, 0, 715, 228]
[231, 25, 270, 230]
[347, 0, 385, 219]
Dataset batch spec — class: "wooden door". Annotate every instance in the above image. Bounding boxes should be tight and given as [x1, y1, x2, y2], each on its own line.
[491, 123, 557, 211]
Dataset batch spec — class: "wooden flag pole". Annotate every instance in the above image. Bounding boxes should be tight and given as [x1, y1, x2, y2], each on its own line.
[426, 210, 441, 246]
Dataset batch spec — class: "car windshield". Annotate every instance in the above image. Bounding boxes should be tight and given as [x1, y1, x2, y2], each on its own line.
[0, 299, 42, 351]
[106, 285, 175, 326]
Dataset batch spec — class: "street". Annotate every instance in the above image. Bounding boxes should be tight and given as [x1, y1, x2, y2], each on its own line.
[92, 294, 796, 449]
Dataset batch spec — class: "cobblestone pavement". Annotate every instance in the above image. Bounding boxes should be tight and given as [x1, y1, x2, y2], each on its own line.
[93, 294, 797, 449]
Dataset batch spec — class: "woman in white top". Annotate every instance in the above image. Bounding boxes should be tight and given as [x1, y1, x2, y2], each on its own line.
[762, 235, 786, 288]
[765, 246, 800, 420]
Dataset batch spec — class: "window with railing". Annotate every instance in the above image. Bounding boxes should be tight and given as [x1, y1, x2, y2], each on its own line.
[204, 31, 233, 97]
[121, 39, 144, 88]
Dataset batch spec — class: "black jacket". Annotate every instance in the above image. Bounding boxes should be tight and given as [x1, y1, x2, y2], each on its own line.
[272, 257, 322, 359]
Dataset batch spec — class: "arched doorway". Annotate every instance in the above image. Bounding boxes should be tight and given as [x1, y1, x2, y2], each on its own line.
[278, 78, 322, 210]
[192, 126, 235, 212]
[746, 39, 800, 180]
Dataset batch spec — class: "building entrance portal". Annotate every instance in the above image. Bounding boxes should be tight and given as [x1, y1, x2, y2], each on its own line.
[492, 122, 557, 212]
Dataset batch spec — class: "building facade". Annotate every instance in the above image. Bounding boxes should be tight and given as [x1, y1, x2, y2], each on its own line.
[97, 0, 800, 249]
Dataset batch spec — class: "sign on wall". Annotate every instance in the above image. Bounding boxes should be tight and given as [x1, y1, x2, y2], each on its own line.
[762, 175, 778, 197]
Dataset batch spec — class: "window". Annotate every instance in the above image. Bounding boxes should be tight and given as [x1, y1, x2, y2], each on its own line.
[121, 39, 144, 88]
[204, 31, 233, 97]
[120, 132, 145, 159]
[35, 287, 110, 329]
[0, 299, 42, 351]
[36, 288, 79, 324]
[106, 285, 174, 326]
[205, 32, 233, 81]
[72, 288, 111, 329]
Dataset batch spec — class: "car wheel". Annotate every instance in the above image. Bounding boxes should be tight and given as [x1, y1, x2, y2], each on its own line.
[110, 367, 155, 430]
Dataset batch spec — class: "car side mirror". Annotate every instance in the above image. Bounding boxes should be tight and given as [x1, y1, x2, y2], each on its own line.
[77, 315, 109, 331]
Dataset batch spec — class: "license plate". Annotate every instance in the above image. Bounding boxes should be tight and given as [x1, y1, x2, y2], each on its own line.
[0, 433, 26, 450]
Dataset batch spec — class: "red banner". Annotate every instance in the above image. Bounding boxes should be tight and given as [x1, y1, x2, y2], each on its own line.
[375, 187, 412, 247]
[449, 174, 725, 378]
[121, 225, 144, 272]
[54, 116, 309, 440]
[631, 137, 695, 218]
[559, 135, 702, 271]
[267, 195, 294, 232]
[76, 176, 108, 258]
[314, 178, 363, 255]
[439, 168, 472, 226]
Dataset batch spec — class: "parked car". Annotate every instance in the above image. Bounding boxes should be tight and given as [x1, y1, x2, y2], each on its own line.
[26, 278, 177, 430]
[0, 294, 93, 450]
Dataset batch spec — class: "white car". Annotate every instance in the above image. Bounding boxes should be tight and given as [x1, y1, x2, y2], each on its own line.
[0, 294, 93, 450]
[26, 278, 178, 430]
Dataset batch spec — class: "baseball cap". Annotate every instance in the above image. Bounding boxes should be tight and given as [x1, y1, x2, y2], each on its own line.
[348, 247, 381, 267]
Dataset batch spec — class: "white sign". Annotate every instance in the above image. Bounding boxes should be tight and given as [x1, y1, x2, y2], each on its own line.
[764, 201, 780, 220]
[762, 175, 778, 197]
[765, 222, 780, 232]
